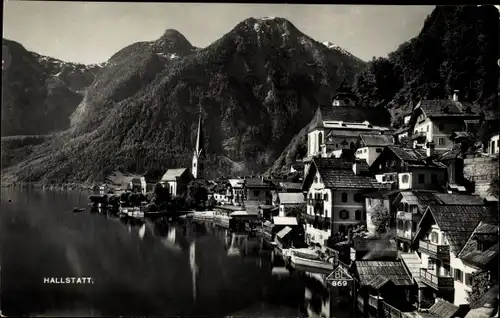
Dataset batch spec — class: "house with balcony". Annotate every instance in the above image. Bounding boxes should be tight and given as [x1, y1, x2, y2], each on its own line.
[355, 134, 394, 166]
[227, 178, 245, 205]
[414, 204, 497, 307]
[301, 158, 383, 246]
[244, 177, 276, 205]
[369, 145, 447, 191]
[353, 260, 416, 317]
[406, 92, 483, 154]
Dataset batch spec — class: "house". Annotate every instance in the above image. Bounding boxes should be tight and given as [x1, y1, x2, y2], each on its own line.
[355, 134, 394, 166]
[277, 182, 303, 193]
[99, 184, 110, 195]
[244, 177, 275, 205]
[393, 110, 413, 144]
[159, 168, 193, 198]
[414, 204, 497, 307]
[369, 145, 447, 190]
[304, 83, 391, 171]
[140, 169, 165, 194]
[392, 192, 485, 253]
[407, 92, 483, 154]
[301, 157, 383, 246]
[228, 178, 245, 205]
[353, 260, 416, 318]
[277, 192, 305, 217]
[487, 133, 499, 155]
[212, 182, 229, 203]
[106, 171, 143, 193]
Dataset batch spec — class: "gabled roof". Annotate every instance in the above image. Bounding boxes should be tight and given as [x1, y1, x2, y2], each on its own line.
[303, 158, 381, 190]
[273, 217, 298, 226]
[416, 99, 482, 119]
[371, 145, 447, 170]
[278, 182, 302, 190]
[360, 134, 394, 147]
[355, 261, 413, 287]
[393, 191, 486, 212]
[457, 221, 499, 268]
[417, 205, 495, 254]
[309, 105, 390, 131]
[245, 178, 275, 188]
[278, 193, 304, 205]
[428, 298, 460, 318]
[276, 226, 293, 239]
[400, 252, 424, 287]
[228, 179, 244, 188]
[142, 169, 166, 182]
[161, 168, 189, 181]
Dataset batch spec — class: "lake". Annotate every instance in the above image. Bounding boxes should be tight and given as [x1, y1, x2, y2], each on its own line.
[0, 188, 352, 317]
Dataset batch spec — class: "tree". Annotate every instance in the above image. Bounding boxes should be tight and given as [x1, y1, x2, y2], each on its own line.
[370, 203, 391, 235]
[153, 183, 169, 209]
[186, 180, 208, 208]
[467, 270, 491, 309]
[488, 175, 499, 198]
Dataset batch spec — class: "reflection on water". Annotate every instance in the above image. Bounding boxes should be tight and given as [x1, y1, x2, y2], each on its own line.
[1, 188, 352, 317]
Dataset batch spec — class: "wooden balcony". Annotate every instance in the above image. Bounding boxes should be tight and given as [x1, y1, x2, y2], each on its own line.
[396, 211, 412, 221]
[419, 240, 450, 260]
[420, 268, 454, 290]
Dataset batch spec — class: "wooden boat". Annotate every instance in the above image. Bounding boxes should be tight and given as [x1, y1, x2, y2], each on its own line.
[73, 207, 85, 213]
[289, 248, 335, 271]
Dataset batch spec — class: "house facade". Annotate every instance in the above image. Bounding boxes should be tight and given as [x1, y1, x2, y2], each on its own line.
[244, 177, 275, 205]
[277, 192, 305, 217]
[406, 93, 483, 154]
[414, 204, 496, 307]
[160, 168, 194, 198]
[227, 179, 245, 205]
[302, 158, 382, 245]
[488, 133, 499, 155]
[355, 134, 394, 166]
[369, 145, 447, 191]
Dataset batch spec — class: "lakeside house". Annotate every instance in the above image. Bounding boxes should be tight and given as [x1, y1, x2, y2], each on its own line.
[301, 157, 384, 245]
[355, 134, 394, 166]
[227, 178, 245, 205]
[369, 145, 447, 190]
[140, 169, 165, 194]
[159, 168, 193, 198]
[414, 204, 497, 307]
[244, 177, 275, 205]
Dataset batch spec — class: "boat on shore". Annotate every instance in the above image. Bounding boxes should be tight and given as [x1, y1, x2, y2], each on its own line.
[289, 248, 335, 271]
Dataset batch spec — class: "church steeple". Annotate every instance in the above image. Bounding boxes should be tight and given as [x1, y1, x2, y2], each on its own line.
[192, 106, 204, 179]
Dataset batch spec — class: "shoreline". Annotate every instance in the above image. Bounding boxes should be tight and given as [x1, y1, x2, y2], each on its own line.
[1, 181, 95, 192]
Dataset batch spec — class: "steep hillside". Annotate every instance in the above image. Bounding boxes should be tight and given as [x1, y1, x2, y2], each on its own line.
[1, 17, 366, 185]
[352, 5, 499, 126]
[269, 5, 499, 175]
[1, 39, 101, 136]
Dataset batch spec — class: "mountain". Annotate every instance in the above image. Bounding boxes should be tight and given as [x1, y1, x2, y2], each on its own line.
[1, 39, 102, 136]
[269, 5, 499, 175]
[352, 5, 499, 126]
[1, 17, 366, 185]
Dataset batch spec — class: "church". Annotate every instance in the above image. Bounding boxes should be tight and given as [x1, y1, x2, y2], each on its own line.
[159, 110, 205, 197]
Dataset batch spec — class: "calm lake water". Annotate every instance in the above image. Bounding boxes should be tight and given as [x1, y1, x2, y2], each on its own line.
[1, 188, 352, 317]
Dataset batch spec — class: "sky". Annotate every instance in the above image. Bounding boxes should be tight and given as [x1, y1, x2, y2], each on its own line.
[3, 1, 435, 65]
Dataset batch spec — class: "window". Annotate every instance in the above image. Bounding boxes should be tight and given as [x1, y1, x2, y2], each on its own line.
[368, 198, 372, 207]
[438, 123, 444, 131]
[355, 210, 362, 220]
[314, 176, 318, 183]
[412, 222, 417, 232]
[414, 130, 418, 134]
[428, 258, 435, 270]
[465, 273, 472, 287]
[324, 193, 329, 201]
[382, 176, 387, 182]
[318, 132, 323, 149]
[418, 174, 425, 184]
[430, 232, 439, 243]
[354, 193, 363, 203]
[438, 137, 445, 146]
[341, 193, 348, 203]
[431, 174, 438, 184]
[454, 269, 463, 282]
[193, 162, 196, 167]
[339, 210, 349, 220]
[402, 174, 409, 183]
[364, 149, 368, 153]
[376, 148, 382, 153]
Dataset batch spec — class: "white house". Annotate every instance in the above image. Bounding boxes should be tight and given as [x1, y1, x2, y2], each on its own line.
[414, 204, 496, 307]
[355, 134, 394, 166]
[159, 168, 194, 198]
[407, 92, 482, 154]
[302, 157, 383, 246]
[228, 178, 245, 205]
[488, 133, 499, 155]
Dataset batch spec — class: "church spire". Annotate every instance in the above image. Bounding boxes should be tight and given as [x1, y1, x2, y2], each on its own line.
[192, 106, 204, 179]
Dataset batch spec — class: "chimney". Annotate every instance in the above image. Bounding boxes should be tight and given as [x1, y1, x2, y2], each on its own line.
[426, 141, 435, 157]
[453, 90, 459, 102]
